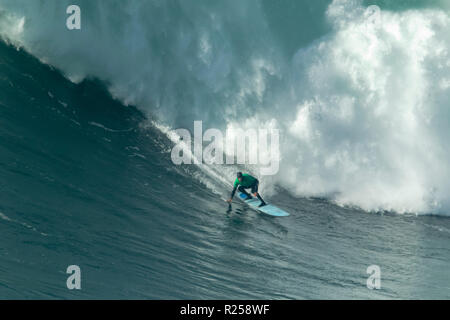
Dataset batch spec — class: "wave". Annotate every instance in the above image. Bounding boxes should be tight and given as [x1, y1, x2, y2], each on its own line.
[1, 0, 450, 215]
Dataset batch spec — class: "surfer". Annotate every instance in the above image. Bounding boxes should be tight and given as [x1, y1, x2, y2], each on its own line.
[227, 172, 267, 207]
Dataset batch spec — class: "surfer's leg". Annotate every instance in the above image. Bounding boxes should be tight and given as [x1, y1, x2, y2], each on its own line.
[251, 183, 266, 206]
[238, 185, 252, 199]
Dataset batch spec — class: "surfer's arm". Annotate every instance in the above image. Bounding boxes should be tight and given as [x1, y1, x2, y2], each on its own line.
[227, 183, 238, 202]
[230, 186, 237, 199]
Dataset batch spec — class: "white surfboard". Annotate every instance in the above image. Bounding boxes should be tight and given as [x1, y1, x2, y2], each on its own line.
[237, 192, 290, 217]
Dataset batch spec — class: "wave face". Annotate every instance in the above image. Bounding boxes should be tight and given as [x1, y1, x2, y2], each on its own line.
[1, 0, 450, 214]
[1, 1, 450, 300]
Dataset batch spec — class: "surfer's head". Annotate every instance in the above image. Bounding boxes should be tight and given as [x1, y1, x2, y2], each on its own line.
[237, 172, 243, 182]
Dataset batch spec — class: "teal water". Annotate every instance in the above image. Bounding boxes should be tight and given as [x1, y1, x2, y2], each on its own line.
[0, 0, 450, 299]
[0, 40, 449, 299]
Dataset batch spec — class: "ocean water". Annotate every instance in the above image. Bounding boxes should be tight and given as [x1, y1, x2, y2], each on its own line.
[0, 0, 449, 299]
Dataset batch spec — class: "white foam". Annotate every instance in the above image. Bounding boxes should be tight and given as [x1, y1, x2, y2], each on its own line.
[0, 211, 12, 221]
